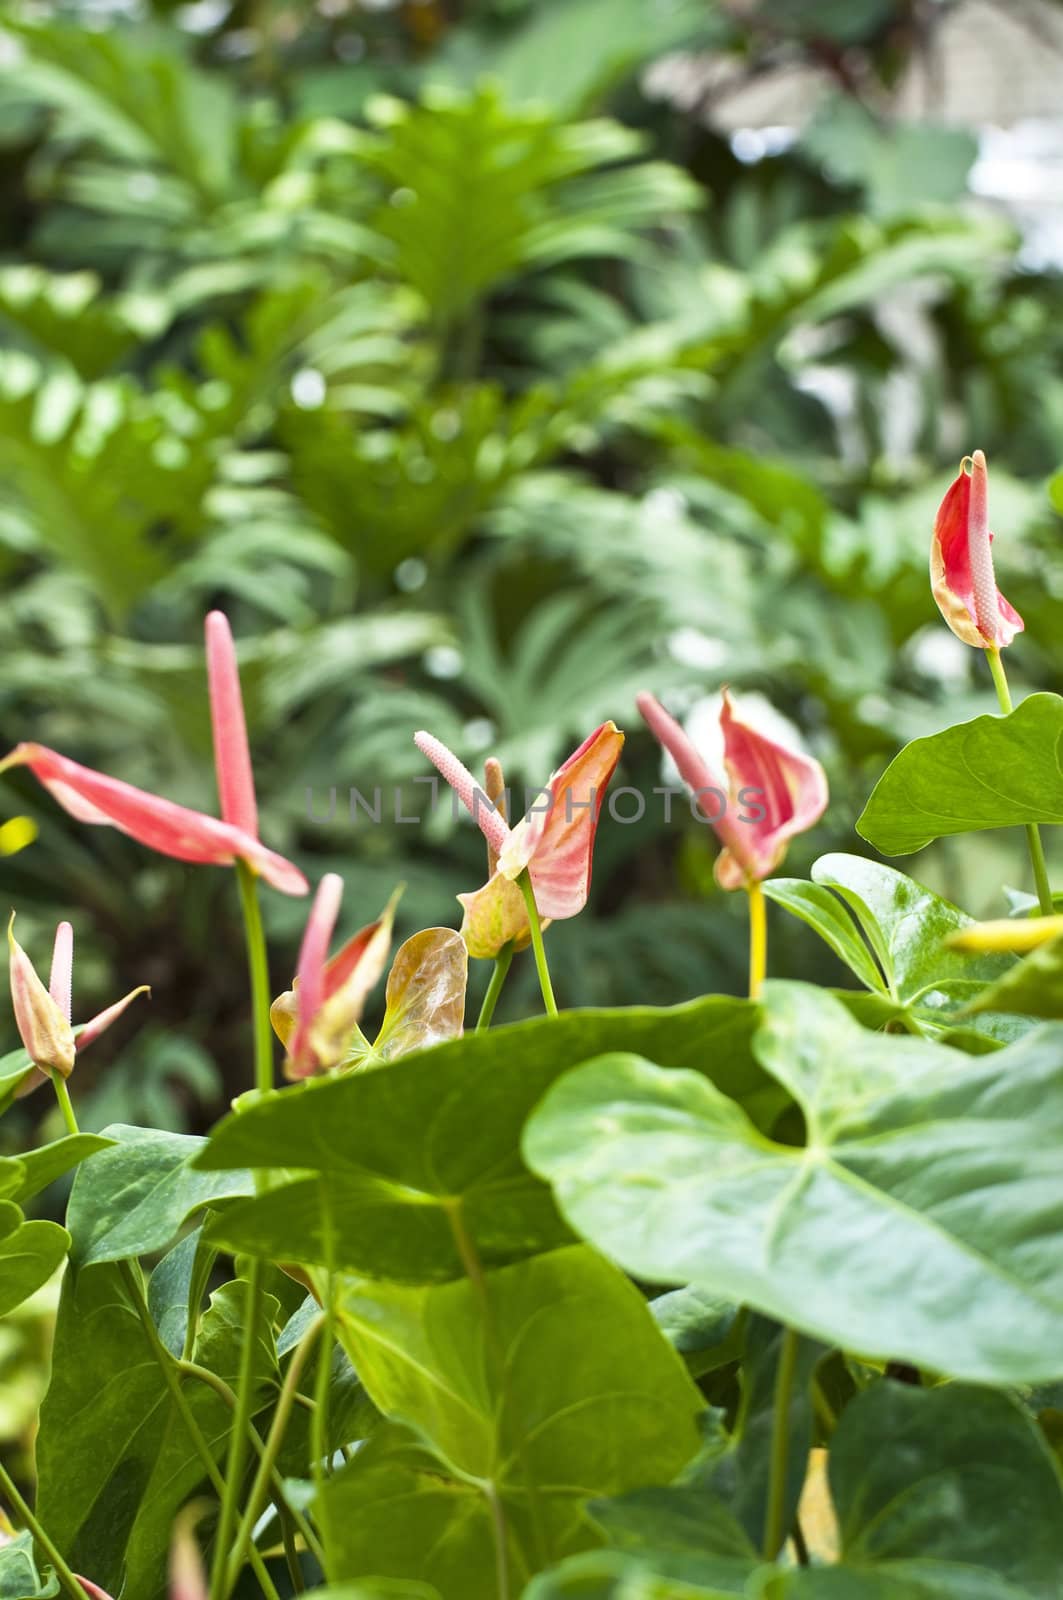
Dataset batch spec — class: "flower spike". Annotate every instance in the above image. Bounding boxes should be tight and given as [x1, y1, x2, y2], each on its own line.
[205, 611, 257, 837]
[416, 724, 624, 959]
[930, 449, 1024, 650]
[414, 731, 510, 856]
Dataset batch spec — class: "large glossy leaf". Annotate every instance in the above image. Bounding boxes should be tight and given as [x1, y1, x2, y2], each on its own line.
[35, 1261, 275, 1599]
[321, 1245, 704, 1598]
[524, 982, 1063, 1382]
[0, 1200, 69, 1316]
[766, 854, 1022, 1041]
[857, 694, 1063, 854]
[66, 1125, 252, 1265]
[197, 998, 775, 1283]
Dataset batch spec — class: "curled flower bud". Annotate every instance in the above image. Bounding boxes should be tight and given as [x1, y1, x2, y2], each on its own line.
[930, 449, 1024, 650]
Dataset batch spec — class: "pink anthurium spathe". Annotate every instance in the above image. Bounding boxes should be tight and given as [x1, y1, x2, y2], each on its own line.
[0, 613, 307, 896]
[272, 877, 399, 1079]
[637, 689, 827, 889]
[8, 914, 148, 1094]
[0, 744, 306, 895]
[930, 449, 1024, 650]
[414, 723, 625, 959]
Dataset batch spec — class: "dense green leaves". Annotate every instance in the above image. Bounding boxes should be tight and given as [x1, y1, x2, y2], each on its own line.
[197, 998, 774, 1281]
[528, 1381, 1063, 1599]
[524, 982, 1063, 1382]
[35, 1260, 276, 1600]
[322, 1245, 703, 1597]
[858, 695, 1063, 855]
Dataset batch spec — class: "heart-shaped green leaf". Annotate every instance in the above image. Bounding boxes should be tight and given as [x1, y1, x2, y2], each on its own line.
[66, 1125, 252, 1265]
[524, 982, 1063, 1382]
[198, 999, 773, 1283]
[322, 1245, 704, 1598]
[857, 693, 1063, 854]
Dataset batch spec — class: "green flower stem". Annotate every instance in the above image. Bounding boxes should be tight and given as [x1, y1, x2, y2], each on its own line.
[235, 859, 275, 1098]
[986, 647, 1054, 915]
[0, 1457, 90, 1600]
[747, 880, 767, 1001]
[211, 1258, 267, 1599]
[224, 1317, 324, 1596]
[42, 1077, 279, 1597]
[312, 1274, 334, 1493]
[51, 1072, 79, 1138]
[176, 1362, 324, 1566]
[213, 861, 278, 1597]
[476, 944, 514, 1031]
[117, 1261, 280, 1600]
[517, 872, 557, 1018]
[763, 1326, 800, 1561]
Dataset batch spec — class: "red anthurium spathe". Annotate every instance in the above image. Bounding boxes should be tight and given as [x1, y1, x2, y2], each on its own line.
[930, 449, 1024, 650]
[272, 876, 399, 1079]
[415, 723, 624, 959]
[0, 744, 306, 895]
[8, 914, 148, 1094]
[637, 690, 827, 889]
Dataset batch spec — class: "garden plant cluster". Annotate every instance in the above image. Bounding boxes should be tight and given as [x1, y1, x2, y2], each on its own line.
[3, 447, 1063, 1600]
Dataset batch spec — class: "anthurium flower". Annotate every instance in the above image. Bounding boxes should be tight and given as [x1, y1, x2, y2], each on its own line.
[414, 724, 624, 959]
[8, 914, 148, 1094]
[0, 612, 306, 895]
[0, 744, 306, 895]
[930, 449, 1024, 650]
[637, 689, 827, 889]
[272, 877, 399, 1079]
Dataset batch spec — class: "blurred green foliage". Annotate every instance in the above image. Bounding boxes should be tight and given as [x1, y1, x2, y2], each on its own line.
[0, 0, 1061, 1149]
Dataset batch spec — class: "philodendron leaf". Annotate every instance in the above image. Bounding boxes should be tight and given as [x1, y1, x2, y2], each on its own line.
[857, 692, 1063, 854]
[0, 1200, 69, 1316]
[322, 1245, 704, 1597]
[524, 982, 1063, 1383]
[967, 929, 1063, 1019]
[767, 854, 1021, 1042]
[0, 1532, 60, 1598]
[198, 998, 774, 1283]
[66, 1125, 252, 1265]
